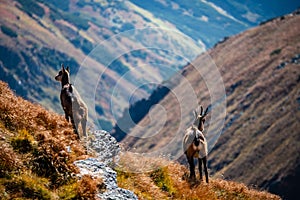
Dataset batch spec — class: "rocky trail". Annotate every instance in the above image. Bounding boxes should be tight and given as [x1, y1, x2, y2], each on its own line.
[74, 130, 138, 200]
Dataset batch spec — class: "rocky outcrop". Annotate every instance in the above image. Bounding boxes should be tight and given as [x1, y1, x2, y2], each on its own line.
[74, 130, 137, 200]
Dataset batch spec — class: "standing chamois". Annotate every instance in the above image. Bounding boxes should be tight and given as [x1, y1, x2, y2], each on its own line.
[183, 106, 209, 183]
[55, 64, 88, 139]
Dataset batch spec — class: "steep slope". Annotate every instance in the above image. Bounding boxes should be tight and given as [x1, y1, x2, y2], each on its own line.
[117, 153, 280, 200]
[120, 12, 300, 199]
[0, 0, 202, 131]
[1, 0, 298, 133]
[130, 0, 300, 47]
[0, 81, 89, 199]
[0, 81, 280, 199]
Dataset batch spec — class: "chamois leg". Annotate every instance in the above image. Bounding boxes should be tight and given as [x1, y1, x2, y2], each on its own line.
[64, 112, 69, 122]
[81, 117, 87, 137]
[203, 156, 209, 183]
[187, 156, 196, 179]
[70, 116, 80, 139]
[198, 158, 203, 181]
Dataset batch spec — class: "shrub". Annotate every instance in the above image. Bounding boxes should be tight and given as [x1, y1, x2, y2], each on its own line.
[11, 129, 35, 154]
[16, 0, 45, 18]
[39, 0, 70, 11]
[31, 138, 77, 187]
[150, 167, 176, 195]
[61, 13, 90, 30]
[77, 175, 101, 199]
[0, 45, 21, 71]
[4, 173, 52, 199]
[270, 48, 282, 56]
[0, 26, 17, 38]
[58, 175, 103, 199]
[108, 59, 129, 76]
[0, 142, 22, 178]
[36, 111, 58, 131]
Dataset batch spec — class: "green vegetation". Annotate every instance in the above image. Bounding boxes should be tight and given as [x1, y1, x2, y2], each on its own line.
[0, 26, 17, 38]
[2, 173, 52, 200]
[108, 59, 130, 76]
[70, 37, 94, 55]
[38, 0, 70, 11]
[131, 50, 147, 60]
[0, 46, 21, 69]
[49, 10, 90, 30]
[36, 47, 79, 73]
[11, 129, 35, 154]
[150, 167, 176, 195]
[270, 48, 282, 56]
[16, 0, 45, 18]
[120, 22, 135, 32]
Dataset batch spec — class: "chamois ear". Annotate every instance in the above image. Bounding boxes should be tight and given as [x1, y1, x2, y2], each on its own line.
[193, 110, 197, 118]
[200, 105, 203, 116]
[61, 64, 65, 72]
[203, 107, 209, 117]
[66, 66, 70, 72]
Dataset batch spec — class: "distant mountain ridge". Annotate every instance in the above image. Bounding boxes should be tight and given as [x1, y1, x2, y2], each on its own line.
[0, 0, 200, 130]
[1, 0, 298, 132]
[119, 11, 300, 199]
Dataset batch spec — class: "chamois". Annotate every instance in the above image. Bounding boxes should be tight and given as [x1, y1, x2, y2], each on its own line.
[55, 64, 88, 139]
[183, 106, 209, 183]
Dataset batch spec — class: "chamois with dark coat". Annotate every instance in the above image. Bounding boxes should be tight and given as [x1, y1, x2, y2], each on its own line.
[183, 106, 209, 183]
[55, 64, 88, 139]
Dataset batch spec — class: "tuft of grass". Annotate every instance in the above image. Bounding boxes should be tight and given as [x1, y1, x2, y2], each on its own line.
[149, 167, 176, 195]
[2, 172, 53, 200]
[31, 137, 78, 188]
[58, 175, 103, 200]
[10, 129, 35, 154]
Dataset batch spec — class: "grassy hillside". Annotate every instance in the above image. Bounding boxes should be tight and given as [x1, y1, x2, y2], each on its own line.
[0, 80, 280, 199]
[117, 153, 280, 200]
[121, 11, 300, 199]
[0, 81, 100, 199]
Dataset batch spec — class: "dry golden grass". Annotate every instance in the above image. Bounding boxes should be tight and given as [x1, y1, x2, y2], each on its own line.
[0, 81, 99, 199]
[116, 152, 280, 200]
[0, 141, 22, 177]
[0, 81, 86, 158]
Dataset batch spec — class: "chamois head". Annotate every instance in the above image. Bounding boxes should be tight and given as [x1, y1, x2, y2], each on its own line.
[55, 64, 70, 86]
[193, 105, 209, 132]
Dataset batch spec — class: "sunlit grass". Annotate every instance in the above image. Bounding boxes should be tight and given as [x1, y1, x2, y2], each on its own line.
[116, 153, 281, 200]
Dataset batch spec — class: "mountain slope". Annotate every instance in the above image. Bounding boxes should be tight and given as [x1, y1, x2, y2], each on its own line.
[0, 0, 202, 130]
[1, 0, 298, 133]
[0, 80, 280, 199]
[129, 0, 300, 47]
[120, 11, 300, 199]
